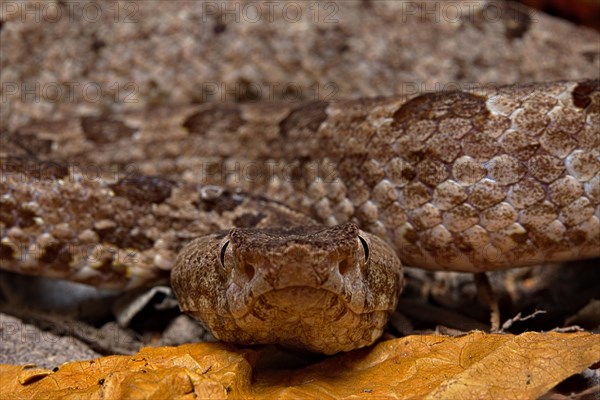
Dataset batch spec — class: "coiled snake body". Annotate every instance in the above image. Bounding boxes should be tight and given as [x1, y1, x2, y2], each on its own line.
[1, 80, 599, 353]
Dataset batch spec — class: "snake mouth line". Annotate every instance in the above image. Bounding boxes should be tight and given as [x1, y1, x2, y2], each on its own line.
[230, 285, 359, 321]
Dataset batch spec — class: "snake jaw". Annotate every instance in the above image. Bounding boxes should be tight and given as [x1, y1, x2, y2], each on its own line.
[172, 223, 403, 353]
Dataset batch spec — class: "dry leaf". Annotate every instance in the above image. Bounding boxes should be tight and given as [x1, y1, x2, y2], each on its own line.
[0, 332, 598, 399]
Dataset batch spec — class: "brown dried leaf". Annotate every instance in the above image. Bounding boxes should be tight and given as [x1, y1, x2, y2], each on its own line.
[0, 332, 598, 399]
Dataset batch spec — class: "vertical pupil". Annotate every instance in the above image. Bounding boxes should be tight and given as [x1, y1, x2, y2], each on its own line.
[359, 236, 369, 261]
[220, 241, 229, 266]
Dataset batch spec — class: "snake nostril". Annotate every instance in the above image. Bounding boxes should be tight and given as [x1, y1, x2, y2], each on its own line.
[338, 259, 350, 276]
[242, 263, 255, 281]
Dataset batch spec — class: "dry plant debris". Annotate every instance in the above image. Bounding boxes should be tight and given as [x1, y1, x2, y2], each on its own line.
[0, 331, 598, 399]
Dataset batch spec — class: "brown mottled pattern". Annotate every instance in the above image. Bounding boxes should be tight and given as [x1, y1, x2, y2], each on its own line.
[1, 80, 599, 353]
[290, 80, 600, 272]
[0, 156, 316, 289]
[81, 116, 137, 144]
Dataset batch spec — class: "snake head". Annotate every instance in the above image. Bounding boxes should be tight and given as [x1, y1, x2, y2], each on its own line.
[171, 223, 403, 354]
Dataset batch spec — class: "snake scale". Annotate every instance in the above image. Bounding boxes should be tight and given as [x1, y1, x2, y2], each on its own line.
[1, 78, 599, 353]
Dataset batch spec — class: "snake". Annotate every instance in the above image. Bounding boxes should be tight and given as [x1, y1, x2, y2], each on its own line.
[1, 79, 598, 354]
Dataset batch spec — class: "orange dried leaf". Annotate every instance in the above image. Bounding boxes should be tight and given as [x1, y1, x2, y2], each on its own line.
[0, 332, 598, 399]
[253, 331, 600, 399]
[0, 342, 256, 400]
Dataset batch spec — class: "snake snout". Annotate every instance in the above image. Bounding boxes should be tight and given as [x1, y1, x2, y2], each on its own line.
[235, 245, 334, 290]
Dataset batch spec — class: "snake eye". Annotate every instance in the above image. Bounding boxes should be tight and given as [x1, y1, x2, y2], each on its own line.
[220, 240, 230, 267]
[358, 235, 369, 262]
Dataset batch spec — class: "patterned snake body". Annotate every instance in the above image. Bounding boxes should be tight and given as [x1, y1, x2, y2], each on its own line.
[1, 80, 599, 353]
